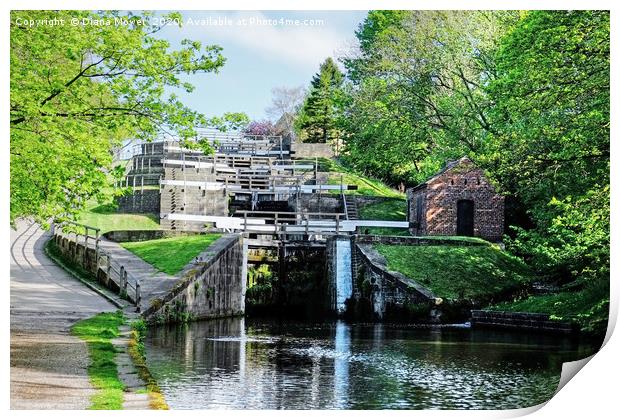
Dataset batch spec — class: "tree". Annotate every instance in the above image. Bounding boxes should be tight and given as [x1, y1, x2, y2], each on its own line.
[265, 86, 305, 137]
[296, 57, 344, 143]
[244, 120, 277, 136]
[339, 11, 519, 185]
[487, 10, 609, 291]
[10, 10, 226, 224]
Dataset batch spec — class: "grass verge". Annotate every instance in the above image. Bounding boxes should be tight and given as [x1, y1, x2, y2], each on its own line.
[121, 234, 222, 275]
[375, 244, 532, 303]
[71, 311, 126, 410]
[78, 202, 160, 234]
[128, 319, 169, 409]
[358, 198, 409, 235]
[488, 280, 609, 335]
[315, 158, 405, 199]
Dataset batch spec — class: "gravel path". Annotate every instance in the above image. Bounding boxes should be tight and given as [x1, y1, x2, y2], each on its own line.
[10, 220, 117, 409]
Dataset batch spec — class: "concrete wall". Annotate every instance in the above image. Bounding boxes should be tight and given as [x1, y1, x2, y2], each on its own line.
[143, 234, 246, 324]
[290, 142, 334, 159]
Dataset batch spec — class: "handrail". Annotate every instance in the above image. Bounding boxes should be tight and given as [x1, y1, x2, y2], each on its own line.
[53, 223, 141, 312]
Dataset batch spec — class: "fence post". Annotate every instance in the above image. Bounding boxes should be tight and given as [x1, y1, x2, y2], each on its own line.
[121, 270, 128, 297]
[106, 257, 111, 287]
[135, 280, 141, 313]
[120, 266, 125, 290]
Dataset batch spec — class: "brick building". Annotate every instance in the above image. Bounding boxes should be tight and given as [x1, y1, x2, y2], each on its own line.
[406, 157, 504, 242]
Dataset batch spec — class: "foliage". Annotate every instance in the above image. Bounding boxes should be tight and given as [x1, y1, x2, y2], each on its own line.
[71, 311, 126, 410]
[244, 120, 277, 136]
[334, 10, 609, 330]
[320, 158, 405, 198]
[207, 112, 250, 132]
[489, 278, 609, 335]
[10, 10, 226, 223]
[376, 244, 532, 303]
[121, 234, 222, 275]
[296, 57, 344, 143]
[246, 264, 275, 306]
[339, 11, 519, 185]
[265, 85, 306, 136]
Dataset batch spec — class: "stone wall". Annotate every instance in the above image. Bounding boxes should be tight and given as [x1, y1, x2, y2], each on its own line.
[354, 242, 436, 319]
[51, 233, 127, 298]
[103, 229, 213, 243]
[142, 235, 245, 323]
[471, 310, 576, 334]
[290, 142, 334, 159]
[117, 190, 160, 214]
[407, 158, 504, 242]
[326, 235, 437, 319]
[290, 193, 342, 215]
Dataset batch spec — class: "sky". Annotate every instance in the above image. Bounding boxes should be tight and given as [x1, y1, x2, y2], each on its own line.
[156, 10, 368, 122]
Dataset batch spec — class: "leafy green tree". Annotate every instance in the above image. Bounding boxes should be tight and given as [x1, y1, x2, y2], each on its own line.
[339, 10, 519, 185]
[487, 11, 609, 291]
[296, 57, 344, 143]
[10, 10, 226, 223]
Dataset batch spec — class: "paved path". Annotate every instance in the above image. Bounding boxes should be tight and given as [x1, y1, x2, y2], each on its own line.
[10, 220, 117, 409]
[97, 238, 176, 306]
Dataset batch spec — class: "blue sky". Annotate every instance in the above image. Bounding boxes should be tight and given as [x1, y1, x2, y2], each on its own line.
[156, 10, 368, 121]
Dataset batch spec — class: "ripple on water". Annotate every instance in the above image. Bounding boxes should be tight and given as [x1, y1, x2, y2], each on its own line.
[144, 320, 596, 410]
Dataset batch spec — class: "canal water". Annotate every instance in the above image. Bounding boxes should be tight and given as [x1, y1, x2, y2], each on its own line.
[144, 318, 599, 410]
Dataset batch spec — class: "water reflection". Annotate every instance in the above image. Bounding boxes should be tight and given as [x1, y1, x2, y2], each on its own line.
[144, 318, 598, 409]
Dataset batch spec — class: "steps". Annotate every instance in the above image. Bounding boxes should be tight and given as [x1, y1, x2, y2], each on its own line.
[344, 195, 359, 220]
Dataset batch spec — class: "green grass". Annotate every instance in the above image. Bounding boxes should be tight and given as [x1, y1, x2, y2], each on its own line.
[358, 198, 410, 235]
[71, 311, 126, 410]
[314, 158, 404, 199]
[488, 280, 609, 335]
[121, 234, 222, 275]
[77, 202, 160, 234]
[375, 244, 532, 302]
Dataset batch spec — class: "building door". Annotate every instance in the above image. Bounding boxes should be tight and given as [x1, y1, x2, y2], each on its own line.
[457, 200, 474, 236]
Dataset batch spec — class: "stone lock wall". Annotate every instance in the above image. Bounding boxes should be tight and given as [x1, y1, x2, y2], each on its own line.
[326, 235, 438, 319]
[143, 235, 245, 323]
[354, 241, 436, 319]
[117, 189, 161, 214]
[407, 158, 504, 242]
[290, 142, 335, 159]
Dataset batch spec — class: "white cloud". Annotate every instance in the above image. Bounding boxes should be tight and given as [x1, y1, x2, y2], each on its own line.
[179, 11, 357, 68]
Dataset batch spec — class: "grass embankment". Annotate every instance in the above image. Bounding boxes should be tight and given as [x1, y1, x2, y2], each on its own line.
[121, 234, 222, 275]
[78, 202, 159, 234]
[128, 319, 168, 409]
[71, 311, 126, 410]
[315, 158, 405, 198]
[375, 244, 532, 303]
[358, 198, 409, 235]
[488, 281, 609, 335]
